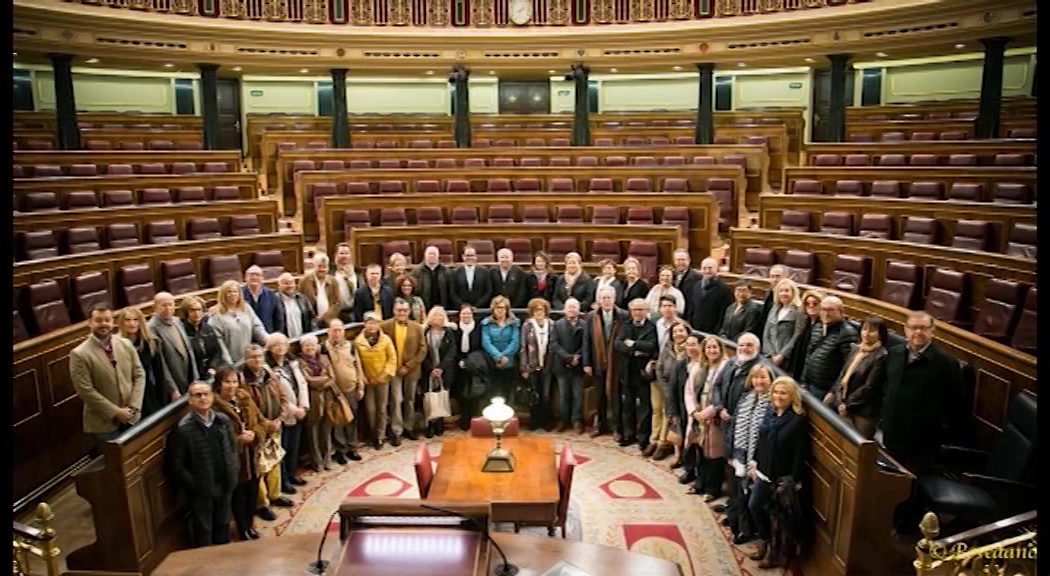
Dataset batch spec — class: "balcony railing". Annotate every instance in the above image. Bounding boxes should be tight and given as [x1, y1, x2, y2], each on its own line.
[63, 0, 871, 27]
[914, 511, 1037, 576]
[12, 503, 59, 576]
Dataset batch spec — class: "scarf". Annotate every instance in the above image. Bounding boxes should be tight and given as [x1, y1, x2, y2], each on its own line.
[761, 404, 794, 434]
[589, 310, 620, 398]
[301, 353, 324, 377]
[838, 341, 882, 398]
[684, 360, 703, 444]
[459, 321, 475, 353]
[733, 390, 771, 465]
[563, 270, 580, 290]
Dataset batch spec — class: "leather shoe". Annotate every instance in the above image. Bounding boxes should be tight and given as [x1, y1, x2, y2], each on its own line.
[347, 450, 361, 461]
[290, 477, 307, 486]
[588, 428, 605, 438]
[677, 472, 696, 485]
[425, 429, 434, 439]
[247, 528, 260, 540]
[390, 436, 402, 447]
[281, 484, 297, 495]
[711, 504, 727, 514]
[733, 533, 754, 545]
[669, 459, 684, 470]
[641, 443, 658, 458]
[256, 507, 276, 521]
[573, 423, 584, 434]
[373, 440, 383, 450]
[239, 530, 253, 541]
[403, 430, 418, 441]
[271, 497, 294, 508]
[333, 453, 348, 465]
[749, 542, 768, 561]
[758, 558, 781, 569]
[651, 444, 672, 461]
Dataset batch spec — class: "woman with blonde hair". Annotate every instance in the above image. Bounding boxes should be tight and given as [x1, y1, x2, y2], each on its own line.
[618, 257, 650, 310]
[422, 306, 457, 438]
[395, 274, 427, 324]
[384, 253, 408, 289]
[787, 289, 826, 380]
[519, 298, 554, 430]
[116, 307, 168, 417]
[762, 278, 808, 369]
[645, 265, 685, 319]
[724, 362, 774, 545]
[748, 376, 808, 568]
[208, 280, 269, 367]
[680, 335, 730, 500]
[552, 252, 593, 310]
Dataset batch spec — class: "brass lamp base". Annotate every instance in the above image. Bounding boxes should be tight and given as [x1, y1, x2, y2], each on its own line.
[482, 447, 515, 472]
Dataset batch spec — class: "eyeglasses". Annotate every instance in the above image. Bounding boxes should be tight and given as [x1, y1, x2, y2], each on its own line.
[906, 324, 933, 332]
[189, 391, 211, 398]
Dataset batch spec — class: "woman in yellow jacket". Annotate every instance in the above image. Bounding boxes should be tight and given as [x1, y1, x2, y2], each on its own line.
[353, 312, 398, 450]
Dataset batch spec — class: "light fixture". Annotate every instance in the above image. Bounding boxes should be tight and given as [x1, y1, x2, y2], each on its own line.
[488, 70, 496, 75]
[481, 397, 515, 473]
[548, 69, 555, 74]
[955, 43, 966, 49]
[86, 58, 100, 64]
[12, 51, 17, 57]
[804, 57, 815, 63]
[609, 68, 618, 73]
[300, 68, 310, 73]
[164, 63, 174, 68]
[737, 62, 747, 67]
[232, 66, 242, 72]
[875, 52, 888, 58]
[425, 70, 434, 75]
[673, 65, 682, 71]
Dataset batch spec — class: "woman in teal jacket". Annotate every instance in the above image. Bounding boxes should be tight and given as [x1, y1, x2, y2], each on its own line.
[481, 295, 521, 401]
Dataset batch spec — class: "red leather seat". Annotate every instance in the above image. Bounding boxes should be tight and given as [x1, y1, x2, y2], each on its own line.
[713, 135, 737, 144]
[858, 214, 893, 240]
[742, 248, 775, 277]
[414, 444, 434, 499]
[253, 251, 285, 280]
[624, 136, 646, 147]
[212, 185, 240, 201]
[409, 140, 433, 149]
[175, 186, 207, 203]
[1006, 224, 1036, 259]
[909, 154, 938, 166]
[343, 210, 372, 233]
[206, 255, 244, 288]
[378, 180, 404, 194]
[148, 139, 174, 150]
[662, 156, 686, 166]
[487, 178, 511, 193]
[503, 238, 532, 263]
[791, 179, 822, 195]
[947, 154, 977, 166]
[491, 158, 515, 168]
[549, 157, 571, 167]
[68, 164, 98, 177]
[992, 183, 1032, 204]
[661, 207, 689, 238]
[466, 240, 495, 263]
[436, 139, 456, 148]
[947, 183, 983, 202]
[22, 192, 59, 213]
[138, 187, 172, 204]
[674, 136, 693, 145]
[830, 255, 870, 294]
[877, 154, 907, 166]
[105, 223, 141, 248]
[624, 178, 650, 192]
[320, 160, 345, 171]
[590, 206, 619, 225]
[519, 157, 542, 167]
[649, 136, 670, 146]
[138, 162, 167, 175]
[202, 161, 229, 173]
[881, 261, 920, 308]
[146, 220, 179, 244]
[177, 141, 204, 150]
[471, 139, 490, 148]
[910, 132, 937, 141]
[495, 139, 516, 147]
[546, 238, 577, 262]
[950, 220, 993, 251]
[1010, 288, 1037, 354]
[28, 280, 71, 334]
[120, 264, 156, 306]
[994, 154, 1026, 166]
[105, 164, 134, 175]
[834, 180, 864, 196]
[869, 180, 902, 198]
[347, 159, 372, 170]
[627, 241, 658, 282]
[939, 130, 969, 140]
[632, 156, 657, 167]
[782, 250, 816, 285]
[590, 239, 621, 262]
[32, 165, 63, 177]
[451, 207, 479, 225]
[445, 180, 470, 193]
[880, 132, 906, 142]
[901, 217, 938, 244]
[549, 138, 570, 146]
[779, 211, 813, 232]
[843, 154, 870, 166]
[65, 227, 101, 254]
[379, 208, 409, 227]
[692, 155, 715, 165]
[63, 190, 98, 210]
[549, 178, 573, 193]
[416, 207, 445, 226]
[514, 178, 541, 193]
[576, 156, 598, 167]
[161, 259, 200, 296]
[662, 178, 689, 193]
[974, 279, 1029, 344]
[924, 268, 969, 326]
[625, 207, 654, 225]
[229, 215, 261, 236]
[821, 212, 855, 236]
[908, 181, 944, 200]
[588, 178, 613, 193]
[1007, 128, 1036, 139]
[556, 206, 584, 224]
[20, 230, 59, 261]
[188, 218, 222, 241]
[813, 154, 841, 166]
[522, 206, 549, 224]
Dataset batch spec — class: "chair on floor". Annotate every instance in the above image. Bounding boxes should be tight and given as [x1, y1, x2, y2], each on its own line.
[511, 441, 576, 538]
[414, 444, 434, 499]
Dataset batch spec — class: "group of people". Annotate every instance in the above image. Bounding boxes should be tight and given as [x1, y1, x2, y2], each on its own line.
[69, 244, 964, 557]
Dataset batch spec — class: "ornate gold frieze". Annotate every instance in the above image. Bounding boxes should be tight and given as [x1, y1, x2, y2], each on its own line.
[429, 0, 451, 26]
[548, 0, 571, 25]
[472, 0, 494, 27]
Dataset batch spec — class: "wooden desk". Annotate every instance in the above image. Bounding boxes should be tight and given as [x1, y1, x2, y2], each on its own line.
[153, 531, 682, 576]
[429, 436, 559, 525]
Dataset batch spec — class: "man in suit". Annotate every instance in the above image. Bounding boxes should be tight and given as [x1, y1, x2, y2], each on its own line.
[688, 257, 733, 336]
[490, 248, 527, 309]
[759, 265, 788, 341]
[166, 380, 238, 547]
[70, 303, 146, 445]
[276, 272, 316, 340]
[582, 286, 626, 439]
[243, 265, 284, 335]
[450, 246, 493, 310]
[149, 292, 199, 397]
[413, 245, 451, 311]
[298, 253, 341, 326]
[332, 243, 362, 324]
[353, 263, 395, 322]
[719, 281, 764, 343]
[550, 297, 587, 433]
[381, 299, 427, 444]
[672, 249, 702, 313]
[884, 311, 964, 534]
[614, 298, 659, 452]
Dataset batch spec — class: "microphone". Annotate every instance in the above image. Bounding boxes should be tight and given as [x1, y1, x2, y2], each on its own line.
[307, 510, 341, 575]
[420, 503, 519, 576]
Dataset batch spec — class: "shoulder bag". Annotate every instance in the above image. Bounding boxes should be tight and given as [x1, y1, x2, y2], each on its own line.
[423, 373, 452, 422]
[324, 382, 354, 427]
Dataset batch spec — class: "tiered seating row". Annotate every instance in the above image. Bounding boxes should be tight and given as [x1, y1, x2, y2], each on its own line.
[13, 200, 280, 262]
[801, 141, 1037, 167]
[13, 173, 259, 213]
[13, 150, 243, 178]
[758, 195, 1035, 259]
[14, 234, 303, 342]
[731, 228, 1034, 348]
[13, 129, 205, 152]
[294, 166, 746, 241]
[14, 111, 203, 132]
[845, 97, 1036, 123]
[783, 166, 1037, 204]
[316, 192, 719, 264]
[844, 118, 1035, 142]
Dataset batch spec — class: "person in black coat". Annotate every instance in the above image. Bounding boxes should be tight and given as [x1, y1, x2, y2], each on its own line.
[454, 304, 485, 429]
[823, 316, 889, 440]
[490, 248, 528, 309]
[180, 297, 233, 382]
[421, 306, 458, 438]
[614, 299, 660, 451]
[618, 257, 650, 311]
[450, 246, 494, 310]
[353, 264, 395, 322]
[672, 249, 702, 308]
[720, 280, 764, 343]
[687, 258, 733, 336]
[799, 296, 857, 396]
[550, 297, 587, 432]
[582, 287, 627, 438]
[166, 381, 239, 548]
[552, 252, 594, 310]
[525, 251, 558, 304]
[116, 307, 169, 418]
[748, 377, 808, 569]
[786, 289, 825, 381]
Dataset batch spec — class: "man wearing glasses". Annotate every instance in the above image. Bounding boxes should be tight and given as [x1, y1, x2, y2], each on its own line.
[450, 246, 493, 309]
[882, 311, 963, 533]
[799, 296, 857, 396]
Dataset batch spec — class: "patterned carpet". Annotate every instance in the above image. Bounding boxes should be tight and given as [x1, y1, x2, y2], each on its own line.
[257, 429, 791, 576]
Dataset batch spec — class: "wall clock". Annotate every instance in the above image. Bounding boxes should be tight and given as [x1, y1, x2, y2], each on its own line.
[509, 0, 533, 26]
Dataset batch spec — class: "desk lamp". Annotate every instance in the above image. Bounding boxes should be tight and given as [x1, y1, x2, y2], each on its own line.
[481, 397, 515, 473]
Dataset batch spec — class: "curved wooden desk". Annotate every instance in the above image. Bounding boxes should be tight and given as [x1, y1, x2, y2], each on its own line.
[152, 531, 682, 576]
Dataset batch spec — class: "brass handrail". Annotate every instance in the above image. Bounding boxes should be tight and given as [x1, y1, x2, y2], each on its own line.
[915, 511, 1037, 576]
[12, 503, 60, 576]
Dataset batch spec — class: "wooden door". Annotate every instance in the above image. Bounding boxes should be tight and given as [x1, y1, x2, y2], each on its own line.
[215, 78, 243, 151]
[498, 81, 551, 114]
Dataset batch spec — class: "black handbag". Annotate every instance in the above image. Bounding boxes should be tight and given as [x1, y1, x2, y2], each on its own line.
[514, 374, 541, 407]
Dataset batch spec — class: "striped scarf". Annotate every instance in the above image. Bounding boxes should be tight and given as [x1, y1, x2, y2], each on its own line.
[733, 390, 771, 464]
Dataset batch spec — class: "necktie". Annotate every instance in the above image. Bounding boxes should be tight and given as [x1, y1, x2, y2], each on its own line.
[603, 314, 611, 339]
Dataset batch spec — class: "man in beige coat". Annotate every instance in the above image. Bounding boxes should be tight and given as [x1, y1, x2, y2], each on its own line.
[70, 304, 146, 444]
[380, 299, 427, 445]
[325, 319, 364, 463]
[298, 253, 341, 327]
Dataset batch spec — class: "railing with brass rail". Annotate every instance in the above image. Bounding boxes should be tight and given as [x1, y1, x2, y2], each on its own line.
[63, 0, 872, 26]
[12, 503, 59, 576]
[914, 511, 1037, 576]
